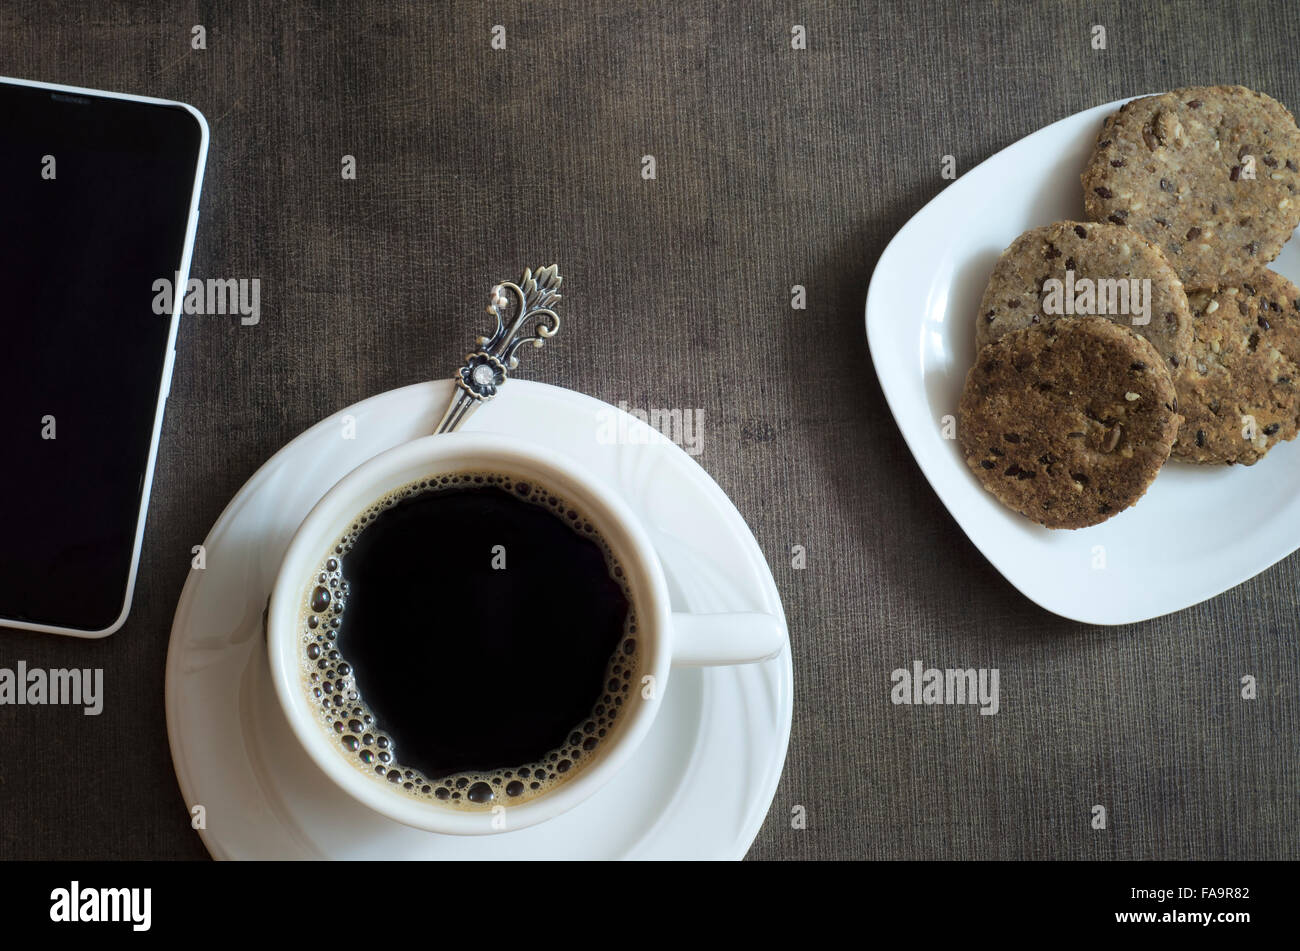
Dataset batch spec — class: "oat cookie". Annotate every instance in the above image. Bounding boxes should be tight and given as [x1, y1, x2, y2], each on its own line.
[1082, 85, 1300, 286]
[976, 220, 1192, 374]
[959, 318, 1182, 529]
[1173, 269, 1300, 465]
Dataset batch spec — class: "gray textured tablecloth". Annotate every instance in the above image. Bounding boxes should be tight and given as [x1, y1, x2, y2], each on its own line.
[1, 0, 1296, 860]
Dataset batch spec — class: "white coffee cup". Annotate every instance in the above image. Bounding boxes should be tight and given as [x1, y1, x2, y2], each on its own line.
[266, 431, 786, 835]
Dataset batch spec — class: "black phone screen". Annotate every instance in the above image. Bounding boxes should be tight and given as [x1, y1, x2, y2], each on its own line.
[0, 82, 204, 633]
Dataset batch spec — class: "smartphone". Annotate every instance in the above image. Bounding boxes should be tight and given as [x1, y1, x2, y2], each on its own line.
[0, 77, 209, 637]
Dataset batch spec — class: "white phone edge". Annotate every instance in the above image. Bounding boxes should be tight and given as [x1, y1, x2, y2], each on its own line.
[0, 75, 211, 638]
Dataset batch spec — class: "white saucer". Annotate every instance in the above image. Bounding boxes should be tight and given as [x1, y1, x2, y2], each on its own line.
[164, 380, 792, 859]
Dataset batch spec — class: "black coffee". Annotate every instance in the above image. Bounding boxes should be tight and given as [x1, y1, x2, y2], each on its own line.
[300, 472, 638, 807]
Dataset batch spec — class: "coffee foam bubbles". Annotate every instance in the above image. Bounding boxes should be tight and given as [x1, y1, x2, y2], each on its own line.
[297, 471, 640, 808]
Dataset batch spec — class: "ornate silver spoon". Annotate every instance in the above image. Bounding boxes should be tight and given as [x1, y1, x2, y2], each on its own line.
[435, 264, 563, 434]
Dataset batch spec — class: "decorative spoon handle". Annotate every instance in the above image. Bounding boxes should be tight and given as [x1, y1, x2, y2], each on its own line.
[435, 264, 562, 434]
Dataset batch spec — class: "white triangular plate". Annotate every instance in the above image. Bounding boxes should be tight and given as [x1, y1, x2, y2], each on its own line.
[866, 97, 1300, 624]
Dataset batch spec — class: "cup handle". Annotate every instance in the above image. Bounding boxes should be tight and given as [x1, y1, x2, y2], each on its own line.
[669, 613, 786, 667]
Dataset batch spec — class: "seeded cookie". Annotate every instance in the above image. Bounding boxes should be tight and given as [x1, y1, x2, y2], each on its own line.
[959, 318, 1182, 529]
[976, 220, 1192, 374]
[1173, 269, 1300, 465]
[1082, 85, 1300, 286]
